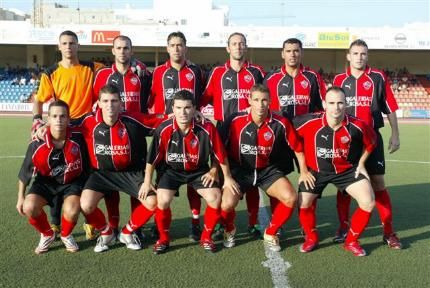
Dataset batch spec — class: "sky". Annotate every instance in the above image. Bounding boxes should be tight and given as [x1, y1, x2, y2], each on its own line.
[0, 0, 429, 27]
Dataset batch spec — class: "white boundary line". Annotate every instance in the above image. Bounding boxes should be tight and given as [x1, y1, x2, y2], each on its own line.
[259, 189, 292, 288]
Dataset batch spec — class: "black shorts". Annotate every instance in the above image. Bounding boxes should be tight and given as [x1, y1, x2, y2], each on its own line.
[157, 168, 220, 192]
[84, 170, 146, 198]
[231, 165, 285, 192]
[365, 130, 385, 175]
[28, 177, 84, 207]
[298, 166, 367, 196]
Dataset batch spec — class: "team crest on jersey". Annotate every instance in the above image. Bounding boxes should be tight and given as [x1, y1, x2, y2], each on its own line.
[340, 136, 350, 144]
[300, 80, 309, 89]
[186, 73, 194, 82]
[71, 145, 79, 155]
[263, 131, 272, 141]
[118, 128, 127, 138]
[363, 81, 372, 90]
[244, 75, 252, 83]
[190, 138, 198, 148]
[130, 76, 138, 86]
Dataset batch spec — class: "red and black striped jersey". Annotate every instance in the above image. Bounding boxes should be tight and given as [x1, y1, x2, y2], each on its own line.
[18, 129, 88, 185]
[148, 60, 205, 115]
[93, 63, 152, 113]
[222, 111, 303, 170]
[147, 117, 226, 172]
[264, 64, 326, 120]
[200, 61, 266, 121]
[333, 66, 398, 129]
[76, 109, 165, 171]
[293, 112, 377, 174]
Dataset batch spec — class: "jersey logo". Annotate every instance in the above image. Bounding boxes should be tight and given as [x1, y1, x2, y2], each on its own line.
[340, 136, 350, 144]
[52, 153, 61, 161]
[244, 75, 252, 83]
[282, 82, 289, 88]
[111, 79, 119, 84]
[245, 131, 253, 137]
[190, 139, 198, 148]
[300, 80, 309, 89]
[344, 84, 352, 89]
[263, 131, 272, 141]
[377, 161, 384, 167]
[166, 75, 174, 81]
[225, 76, 233, 82]
[71, 145, 79, 155]
[130, 76, 138, 86]
[186, 73, 194, 81]
[321, 134, 329, 141]
[363, 81, 372, 90]
[171, 140, 178, 146]
[98, 130, 107, 136]
[117, 128, 126, 138]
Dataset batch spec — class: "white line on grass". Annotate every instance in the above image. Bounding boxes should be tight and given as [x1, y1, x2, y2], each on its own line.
[259, 189, 292, 288]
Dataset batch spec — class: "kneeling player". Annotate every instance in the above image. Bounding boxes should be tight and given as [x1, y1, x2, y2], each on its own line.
[141, 90, 239, 254]
[220, 84, 314, 251]
[294, 86, 376, 256]
[17, 100, 88, 254]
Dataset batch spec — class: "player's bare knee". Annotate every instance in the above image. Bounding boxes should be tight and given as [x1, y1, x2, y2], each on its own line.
[80, 199, 95, 214]
[143, 195, 157, 210]
[22, 202, 39, 218]
[278, 190, 297, 207]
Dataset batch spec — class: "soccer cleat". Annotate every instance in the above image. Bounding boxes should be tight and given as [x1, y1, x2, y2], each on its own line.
[263, 231, 281, 252]
[61, 234, 79, 253]
[34, 233, 56, 254]
[344, 241, 366, 257]
[94, 232, 115, 253]
[299, 238, 318, 253]
[189, 224, 202, 242]
[332, 228, 348, 243]
[153, 240, 170, 254]
[83, 223, 97, 241]
[212, 224, 224, 241]
[50, 224, 61, 239]
[119, 232, 142, 250]
[383, 233, 402, 250]
[223, 228, 236, 248]
[247, 224, 262, 239]
[135, 227, 146, 242]
[200, 239, 216, 253]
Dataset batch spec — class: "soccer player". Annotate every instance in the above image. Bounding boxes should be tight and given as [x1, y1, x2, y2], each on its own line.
[147, 31, 206, 241]
[142, 90, 239, 254]
[294, 86, 376, 256]
[32, 30, 103, 239]
[93, 35, 152, 238]
[220, 84, 314, 251]
[333, 39, 402, 249]
[264, 37, 326, 217]
[17, 100, 88, 254]
[200, 32, 266, 237]
[78, 84, 166, 252]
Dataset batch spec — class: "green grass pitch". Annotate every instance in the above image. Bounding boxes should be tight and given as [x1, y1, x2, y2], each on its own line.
[0, 117, 429, 288]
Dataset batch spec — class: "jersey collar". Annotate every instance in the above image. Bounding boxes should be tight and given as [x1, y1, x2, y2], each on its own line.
[246, 110, 273, 125]
[346, 66, 371, 77]
[44, 127, 71, 149]
[225, 60, 249, 71]
[281, 64, 304, 76]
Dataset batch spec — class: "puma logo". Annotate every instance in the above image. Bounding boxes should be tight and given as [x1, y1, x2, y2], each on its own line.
[98, 130, 107, 136]
[166, 75, 174, 80]
[245, 131, 253, 137]
[282, 82, 289, 88]
[171, 140, 178, 146]
[345, 84, 351, 89]
[225, 76, 233, 82]
[321, 134, 329, 141]
[111, 79, 118, 84]
[377, 161, 384, 167]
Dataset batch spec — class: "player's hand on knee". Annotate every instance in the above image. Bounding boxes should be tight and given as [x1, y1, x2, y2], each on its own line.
[139, 181, 155, 200]
[298, 170, 316, 190]
[201, 171, 216, 188]
[355, 165, 369, 180]
[223, 176, 240, 196]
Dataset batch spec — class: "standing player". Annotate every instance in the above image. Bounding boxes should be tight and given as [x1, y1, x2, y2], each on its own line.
[32, 30, 103, 239]
[200, 32, 266, 237]
[294, 87, 376, 256]
[77, 84, 167, 252]
[333, 39, 402, 249]
[147, 31, 206, 241]
[142, 90, 239, 253]
[93, 35, 152, 238]
[17, 100, 88, 254]
[220, 84, 314, 251]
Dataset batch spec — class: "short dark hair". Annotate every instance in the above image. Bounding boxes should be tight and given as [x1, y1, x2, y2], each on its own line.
[167, 31, 186, 45]
[59, 30, 78, 42]
[250, 84, 270, 96]
[172, 89, 195, 106]
[48, 100, 69, 116]
[326, 86, 346, 99]
[99, 84, 120, 100]
[113, 35, 132, 47]
[349, 39, 368, 50]
[282, 38, 303, 49]
[227, 32, 247, 46]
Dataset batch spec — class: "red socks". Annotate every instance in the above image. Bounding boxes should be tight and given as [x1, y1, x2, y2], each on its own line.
[336, 190, 351, 230]
[265, 202, 294, 235]
[187, 185, 201, 225]
[60, 215, 76, 237]
[299, 207, 318, 242]
[122, 204, 155, 234]
[221, 209, 236, 232]
[374, 189, 394, 236]
[201, 206, 221, 241]
[345, 208, 371, 244]
[28, 210, 53, 236]
[84, 207, 107, 231]
[155, 208, 172, 242]
[245, 187, 260, 226]
[104, 191, 120, 229]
